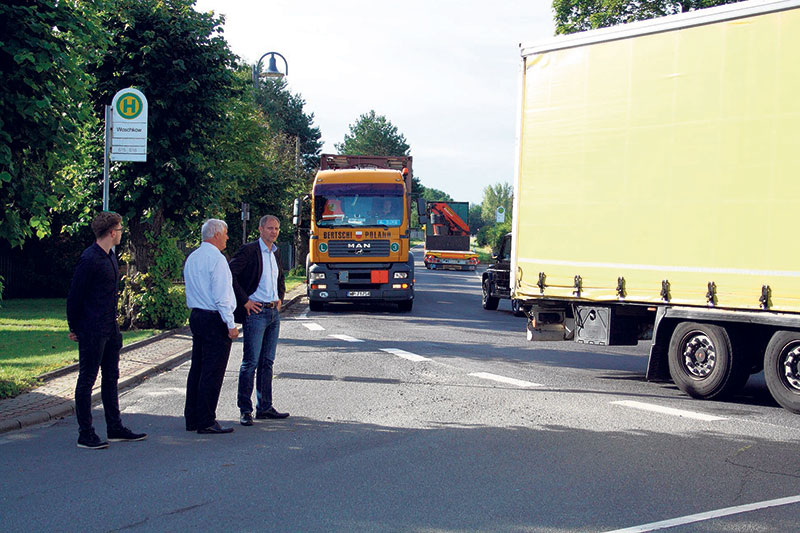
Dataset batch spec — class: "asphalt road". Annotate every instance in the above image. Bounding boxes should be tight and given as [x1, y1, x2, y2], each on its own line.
[2, 248, 799, 532]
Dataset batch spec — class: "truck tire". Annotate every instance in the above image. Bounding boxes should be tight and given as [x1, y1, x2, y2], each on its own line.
[482, 278, 499, 310]
[309, 300, 324, 312]
[398, 300, 413, 312]
[763, 331, 800, 414]
[667, 322, 749, 400]
[511, 299, 526, 317]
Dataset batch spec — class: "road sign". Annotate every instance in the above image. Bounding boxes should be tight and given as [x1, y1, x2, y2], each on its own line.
[110, 88, 148, 162]
[496, 206, 506, 223]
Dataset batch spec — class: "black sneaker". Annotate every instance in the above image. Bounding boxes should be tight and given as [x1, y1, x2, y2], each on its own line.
[107, 426, 147, 442]
[240, 412, 254, 426]
[77, 433, 109, 450]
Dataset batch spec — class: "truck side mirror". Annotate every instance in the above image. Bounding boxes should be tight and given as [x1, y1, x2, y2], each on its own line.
[416, 198, 428, 226]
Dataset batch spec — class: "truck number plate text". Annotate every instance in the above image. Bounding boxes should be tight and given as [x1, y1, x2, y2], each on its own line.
[348, 291, 370, 297]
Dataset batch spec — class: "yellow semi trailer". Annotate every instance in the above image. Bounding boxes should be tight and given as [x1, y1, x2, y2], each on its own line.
[513, 0, 800, 413]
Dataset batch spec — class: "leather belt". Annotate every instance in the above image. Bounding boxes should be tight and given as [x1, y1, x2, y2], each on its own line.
[257, 301, 276, 308]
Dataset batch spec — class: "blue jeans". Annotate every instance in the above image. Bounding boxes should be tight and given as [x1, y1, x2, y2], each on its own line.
[237, 306, 280, 414]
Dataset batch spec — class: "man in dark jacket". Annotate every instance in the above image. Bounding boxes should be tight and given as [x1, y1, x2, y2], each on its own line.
[67, 211, 146, 449]
[229, 215, 289, 426]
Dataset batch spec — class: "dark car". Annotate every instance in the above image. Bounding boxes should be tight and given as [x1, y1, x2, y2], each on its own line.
[481, 233, 526, 316]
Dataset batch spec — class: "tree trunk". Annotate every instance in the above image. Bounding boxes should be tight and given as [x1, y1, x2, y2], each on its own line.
[127, 207, 164, 276]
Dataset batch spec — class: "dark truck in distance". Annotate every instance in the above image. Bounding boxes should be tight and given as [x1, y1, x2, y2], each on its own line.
[482, 233, 526, 317]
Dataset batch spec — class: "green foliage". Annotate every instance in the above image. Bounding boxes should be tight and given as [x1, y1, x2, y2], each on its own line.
[288, 264, 306, 277]
[469, 203, 487, 236]
[119, 232, 188, 329]
[480, 182, 513, 225]
[477, 221, 512, 251]
[255, 78, 322, 171]
[0, 0, 107, 247]
[553, 0, 744, 34]
[335, 110, 411, 156]
[421, 187, 453, 202]
[89, 0, 240, 273]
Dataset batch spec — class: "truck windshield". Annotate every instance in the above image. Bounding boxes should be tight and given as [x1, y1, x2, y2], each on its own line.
[314, 183, 404, 227]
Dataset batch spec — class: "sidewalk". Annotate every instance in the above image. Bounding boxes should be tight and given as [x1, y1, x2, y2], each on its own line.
[0, 284, 307, 435]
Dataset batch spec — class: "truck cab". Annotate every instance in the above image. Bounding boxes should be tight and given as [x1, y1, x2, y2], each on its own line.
[481, 233, 525, 316]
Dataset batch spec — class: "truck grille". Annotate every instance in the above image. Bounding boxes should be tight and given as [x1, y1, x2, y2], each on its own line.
[328, 240, 390, 257]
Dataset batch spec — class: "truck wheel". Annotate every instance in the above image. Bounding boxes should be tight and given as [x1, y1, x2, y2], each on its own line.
[511, 299, 526, 317]
[482, 278, 499, 310]
[667, 322, 749, 400]
[764, 331, 800, 414]
[398, 300, 413, 312]
[309, 300, 324, 312]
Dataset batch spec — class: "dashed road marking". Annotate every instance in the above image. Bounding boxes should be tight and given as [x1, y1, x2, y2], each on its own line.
[380, 348, 431, 362]
[469, 372, 542, 388]
[607, 494, 800, 532]
[329, 334, 363, 343]
[303, 323, 325, 331]
[611, 400, 727, 421]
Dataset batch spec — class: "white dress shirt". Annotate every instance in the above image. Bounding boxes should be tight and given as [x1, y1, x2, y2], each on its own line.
[184, 242, 236, 329]
[249, 239, 279, 304]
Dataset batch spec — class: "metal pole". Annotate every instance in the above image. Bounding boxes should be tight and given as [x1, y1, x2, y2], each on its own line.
[241, 202, 250, 244]
[103, 105, 111, 211]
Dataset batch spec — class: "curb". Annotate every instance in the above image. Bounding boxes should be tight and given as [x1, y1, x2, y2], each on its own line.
[1, 285, 307, 435]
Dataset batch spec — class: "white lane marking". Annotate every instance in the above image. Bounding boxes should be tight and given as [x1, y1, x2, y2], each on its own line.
[469, 372, 542, 388]
[607, 494, 800, 532]
[611, 400, 727, 421]
[303, 323, 325, 331]
[380, 348, 431, 362]
[329, 334, 363, 343]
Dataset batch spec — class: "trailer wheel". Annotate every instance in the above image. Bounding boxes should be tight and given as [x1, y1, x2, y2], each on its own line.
[764, 331, 800, 414]
[511, 299, 526, 317]
[667, 322, 748, 400]
[309, 300, 324, 312]
[482, 278, 499, 310]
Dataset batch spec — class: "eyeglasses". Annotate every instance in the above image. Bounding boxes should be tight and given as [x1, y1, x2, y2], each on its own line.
[113, 226, 124, 234]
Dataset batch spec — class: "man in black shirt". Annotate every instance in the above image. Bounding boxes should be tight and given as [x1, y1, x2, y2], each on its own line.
[67, 211, 146, 449]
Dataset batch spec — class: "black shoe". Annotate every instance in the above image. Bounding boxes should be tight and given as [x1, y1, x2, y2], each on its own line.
[240, 413, 254, 426]
[77, 432, 109, 450]
[255, 406, 289, 419]
[197, 422, 234, 434]
[108, 426, 147, 442]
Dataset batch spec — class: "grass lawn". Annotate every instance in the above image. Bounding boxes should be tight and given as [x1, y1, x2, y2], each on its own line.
[475, 245, 494, 265]
[0, 299, 157, 399]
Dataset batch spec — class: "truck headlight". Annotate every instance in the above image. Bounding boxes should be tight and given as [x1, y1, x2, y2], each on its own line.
[393, 272, 408, 279]
[309, 273, 326, 281]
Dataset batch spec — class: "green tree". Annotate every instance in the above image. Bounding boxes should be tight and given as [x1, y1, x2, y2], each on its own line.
[421, 187, 453, 203]
[255, 78, 322, 171]
[335, 110, 411, 157]
[553, 0, 744, 34]
[89, 0, 240, 273]
[469, 203, 486, 236]
[480, 182, 513, 225]
[0, 0, 107, 247]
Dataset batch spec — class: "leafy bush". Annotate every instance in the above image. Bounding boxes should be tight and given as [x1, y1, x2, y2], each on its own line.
[476, 221, 511, 252]
[288, 264, 305, 277]
[119, 232, 188, 329]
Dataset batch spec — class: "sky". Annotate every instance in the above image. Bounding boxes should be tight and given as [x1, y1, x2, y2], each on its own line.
[193, 0, 557, 205]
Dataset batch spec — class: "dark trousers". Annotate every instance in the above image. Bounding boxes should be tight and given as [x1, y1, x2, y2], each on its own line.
[185, 309, 232, 430]
[74, 332, 123, 435]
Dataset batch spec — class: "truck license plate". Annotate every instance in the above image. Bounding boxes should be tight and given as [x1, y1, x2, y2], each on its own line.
[348, 291, 370, 297]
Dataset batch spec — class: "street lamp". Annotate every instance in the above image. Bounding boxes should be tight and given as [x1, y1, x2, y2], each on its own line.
[252, 51, 288, 89]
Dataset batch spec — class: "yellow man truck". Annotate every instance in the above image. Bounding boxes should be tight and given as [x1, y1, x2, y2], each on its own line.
[418, 200, 479, 271]
[304, 154, 414, 312]
[513, 0, 800, 413]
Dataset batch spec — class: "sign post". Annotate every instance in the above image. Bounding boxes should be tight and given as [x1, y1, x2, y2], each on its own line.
[496, 206, 506, 223]
[103, 88, 148, 210]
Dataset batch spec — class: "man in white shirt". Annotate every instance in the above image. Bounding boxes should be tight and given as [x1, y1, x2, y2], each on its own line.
[183, 219, 239, 434]
[229, 215, 288, 426]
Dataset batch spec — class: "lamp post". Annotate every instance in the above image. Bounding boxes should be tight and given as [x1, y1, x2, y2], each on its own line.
[252, 51, 288, 89]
